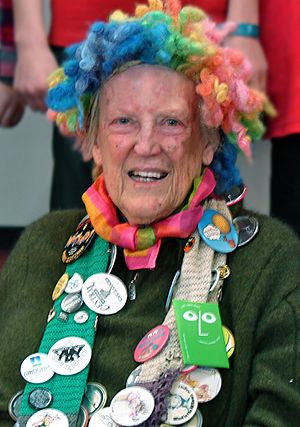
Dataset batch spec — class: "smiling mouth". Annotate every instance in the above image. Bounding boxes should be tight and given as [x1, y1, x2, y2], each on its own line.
[128, 170, 168, 182]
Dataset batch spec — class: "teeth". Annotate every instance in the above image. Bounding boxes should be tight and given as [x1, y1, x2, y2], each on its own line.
[129, 171, 168, 181]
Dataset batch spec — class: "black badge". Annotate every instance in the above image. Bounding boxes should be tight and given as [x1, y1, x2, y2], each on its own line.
[233, 215, 259, 247]
[62, 216, 96, 264]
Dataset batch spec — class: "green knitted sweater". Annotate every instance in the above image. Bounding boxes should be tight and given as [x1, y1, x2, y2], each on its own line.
[0, 209, 300, 427]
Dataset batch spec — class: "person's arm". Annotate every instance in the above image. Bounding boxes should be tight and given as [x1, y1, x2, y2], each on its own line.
[13, 0, 58, 112]
[225, 0, 267, 92]
[0, 81, 24, 127]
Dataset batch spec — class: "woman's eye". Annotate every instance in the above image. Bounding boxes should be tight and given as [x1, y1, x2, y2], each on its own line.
[164, 118, 182, 127]
[113, 117, 131, 125]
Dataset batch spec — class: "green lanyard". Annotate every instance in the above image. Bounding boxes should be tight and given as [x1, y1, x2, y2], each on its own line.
[18, 236, 109, 427]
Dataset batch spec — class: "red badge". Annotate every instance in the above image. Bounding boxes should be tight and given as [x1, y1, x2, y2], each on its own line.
[134, 325, 170, 363]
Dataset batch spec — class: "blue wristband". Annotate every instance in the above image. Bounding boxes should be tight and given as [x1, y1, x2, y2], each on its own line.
[231, 22, 260, 38]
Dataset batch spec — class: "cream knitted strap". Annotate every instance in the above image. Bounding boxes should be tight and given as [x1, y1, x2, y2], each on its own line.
[138, 199, 230, 383]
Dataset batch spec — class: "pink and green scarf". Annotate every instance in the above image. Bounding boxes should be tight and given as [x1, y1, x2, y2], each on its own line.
[82, 168, 216, 270]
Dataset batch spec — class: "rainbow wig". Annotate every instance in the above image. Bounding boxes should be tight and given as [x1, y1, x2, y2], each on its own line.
[47, 0, 271, 194]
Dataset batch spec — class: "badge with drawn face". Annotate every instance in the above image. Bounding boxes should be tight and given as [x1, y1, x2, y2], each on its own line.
[62, 216, 95, 263]
[48, 336, 92, 375]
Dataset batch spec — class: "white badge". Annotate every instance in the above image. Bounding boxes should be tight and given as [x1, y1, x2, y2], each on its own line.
[165, 381, 198, 425]
[110, 386, 155, 426]
[179, 367, 222, 403]
[26, 408, 69, 427]
[89, 407, 119, 427]
[65, 273, 84, 293]
[82, 273, 127, 315]
[48, 336, 91, 375]
[20, 353, 54, 384]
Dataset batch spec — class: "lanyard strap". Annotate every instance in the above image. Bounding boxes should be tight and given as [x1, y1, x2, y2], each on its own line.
[18, 236, 109, 427]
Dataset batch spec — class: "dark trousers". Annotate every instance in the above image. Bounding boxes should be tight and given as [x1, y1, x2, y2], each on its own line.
[50, 46, 93, 210]
[271, 134, 300, 237]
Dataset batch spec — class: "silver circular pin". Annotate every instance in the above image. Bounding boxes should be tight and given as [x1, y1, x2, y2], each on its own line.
[225, 184, 247, 206]
[233, 215, 259, 247]
[61, 293, 83, 314]
[65, 273, 84, 294]
[126, 365, 143, 387]
[8, 390, 23, 421]
[28, 388, 53, 410]
[82, 382, 108, 416]
[165, 270, 180, 312]
[20, 353, 54, 384]
[76, 405, 89, 427]
[209, 269, 220, 293]
[107, 244, 117, 274]
[48, 336, 92, 376]
[82, 273, 127, 315]
[26, 408, 69, 427]
[74, 310, 89, 324]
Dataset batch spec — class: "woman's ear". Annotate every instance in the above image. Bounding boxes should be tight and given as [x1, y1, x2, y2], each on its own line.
[92, 143, 103, 167]
[202, 142, 215, 166]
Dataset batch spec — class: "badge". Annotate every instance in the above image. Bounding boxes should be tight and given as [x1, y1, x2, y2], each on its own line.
[134, 325, 170, 363]
[65, 273, 84, 294]
[74, 310, 89, 324]
[224, 184, 247, 206]
[61, 293, 83, 313]
[8, 390, 23, 421]
[233, 215, 259, 247]
[48, 337, 92, 375]
[28, 388, 53, 410]
[179, 367, 222, 403]
[173, 300, 229, 369]
[52, 273, 69, 301]
[89, 407, 119, 427]
[165, 270, 180, 312]
[198, 210, 238, 253]
[223, 325, 235, 358]
[25, 408, 69, 427]
[164, 381, 198, 425]
[47, 308, 56, 323]
[77, 405, 89, 427]
[82, 273, 127, 315]
[126, 365, 143, 387]
[107, 244, 117, 274]
[82, 382, 107, 416]
[110, 386, 155, 426]
[180, 365, 198, 374]
[20, 353, 54, 384]
[62, 216, 95, 264]
[183, 409, 203, 427]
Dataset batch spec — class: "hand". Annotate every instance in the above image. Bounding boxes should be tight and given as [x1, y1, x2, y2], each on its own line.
[14, 44, 58, 112]
[0, 81, 25, 127]
[224, 36, 268, 93]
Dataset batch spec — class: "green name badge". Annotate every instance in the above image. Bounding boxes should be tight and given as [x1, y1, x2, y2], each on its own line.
[173, 300, 229, 369]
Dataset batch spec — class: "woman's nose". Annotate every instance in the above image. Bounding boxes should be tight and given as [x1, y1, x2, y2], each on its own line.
[133, 125, 161, 156]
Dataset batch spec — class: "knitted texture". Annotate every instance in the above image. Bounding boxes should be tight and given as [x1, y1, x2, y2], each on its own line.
[18, 235, 109, 427]
[137, 199, 228, 426]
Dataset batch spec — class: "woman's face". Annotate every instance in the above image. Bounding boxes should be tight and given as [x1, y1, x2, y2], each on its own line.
[93, 65, 214, 225]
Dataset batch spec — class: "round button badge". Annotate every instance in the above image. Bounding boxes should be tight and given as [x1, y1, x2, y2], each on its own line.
[233, 215, 259, 247]
[8, 390, 23, 421]
[20, 353, 54, 384]
[82, 273, 127, 315]
[76, 405, 89, 427]
[28, 388, 53, 410]
[134, 325, 170, 363]
[25, 408, 69, 427]
[65, 273, 84, 294]
[82, 382, 107, 416]
[74, 311, 89, 324]
[52, 273, 69, 301]
[198, 210, 238, 253]
[62, 216, 96, 264]
[179, 367, 222, 403]
[61, 293, 83, 314]
[89, 407, 119, 427]
[223, 325, 235, 358]
[224, 184, 247, 206]
[48, 337, 92, 375]
[165, 381, 198, 425]
[110, 386, 155, 426]
[126, 365, 143, 387]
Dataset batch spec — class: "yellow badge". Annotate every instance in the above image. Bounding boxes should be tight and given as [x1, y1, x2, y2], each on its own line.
[52, 273, 69, 301]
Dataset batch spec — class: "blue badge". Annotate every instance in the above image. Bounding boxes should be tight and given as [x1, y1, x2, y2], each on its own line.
[198, 209, 238, 253]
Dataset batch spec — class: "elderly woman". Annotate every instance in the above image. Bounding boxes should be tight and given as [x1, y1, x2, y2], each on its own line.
[1, 1, 300, 427]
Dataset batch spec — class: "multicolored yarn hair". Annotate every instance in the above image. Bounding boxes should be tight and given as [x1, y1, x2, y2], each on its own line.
[46, 0, 272, 194]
